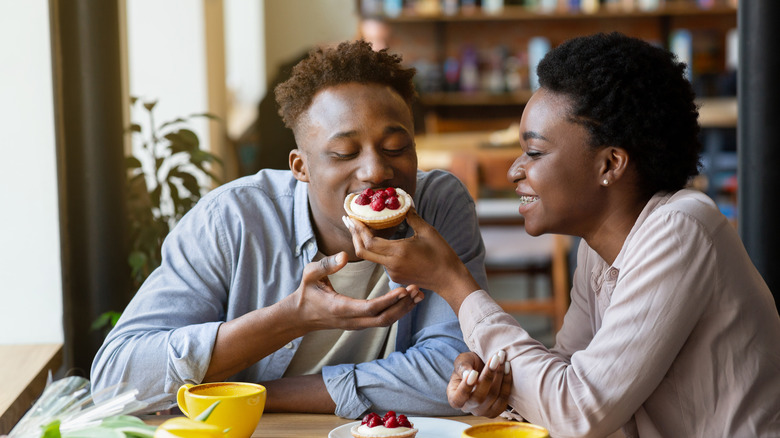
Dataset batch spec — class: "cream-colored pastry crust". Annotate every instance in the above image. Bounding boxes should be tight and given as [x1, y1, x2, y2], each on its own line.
[350, 424, 417, 438]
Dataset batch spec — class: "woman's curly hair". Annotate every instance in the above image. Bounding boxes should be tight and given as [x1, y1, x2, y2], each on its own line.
[275, 40, 417, 131]
[537, 32, 702, 198]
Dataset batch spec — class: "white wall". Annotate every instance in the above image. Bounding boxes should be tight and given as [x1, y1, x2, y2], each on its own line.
[224, 0, 265, 139]
[126, 0, 210, 156]
[0, 0, 63, 344]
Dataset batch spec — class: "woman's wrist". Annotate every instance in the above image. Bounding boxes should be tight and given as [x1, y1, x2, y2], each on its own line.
[434, 263, 481, 314]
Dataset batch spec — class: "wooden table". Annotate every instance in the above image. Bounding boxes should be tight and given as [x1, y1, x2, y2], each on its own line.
[0, 344, 63, 434]
[143, 412, 498, 437]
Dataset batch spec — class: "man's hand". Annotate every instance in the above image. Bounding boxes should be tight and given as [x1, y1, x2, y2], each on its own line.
[204, 251, 422, 382]
[343, 209, 480, 314]
[283, 251, 423, 332]
[447, 351, 512, 418]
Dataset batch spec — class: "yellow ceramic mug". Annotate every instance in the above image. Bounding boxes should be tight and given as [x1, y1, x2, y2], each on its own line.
[177, 382, 266, 438]
[462, 421, 550, 438]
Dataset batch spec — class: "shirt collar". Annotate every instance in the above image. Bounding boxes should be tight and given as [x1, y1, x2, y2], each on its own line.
[610, 191, 674, 272]
[589, 191, 675, 292]
[293, 180, 317, 257]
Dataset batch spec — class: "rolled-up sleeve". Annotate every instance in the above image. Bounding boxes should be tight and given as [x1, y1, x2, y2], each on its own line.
[91, 199, 230, 412]
[322, 291, 468, 418]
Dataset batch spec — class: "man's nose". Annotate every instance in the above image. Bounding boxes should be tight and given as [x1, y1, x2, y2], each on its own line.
[358, 151, 393, 184]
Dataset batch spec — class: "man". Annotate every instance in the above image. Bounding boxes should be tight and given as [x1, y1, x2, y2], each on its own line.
[91, 40, 487, 419]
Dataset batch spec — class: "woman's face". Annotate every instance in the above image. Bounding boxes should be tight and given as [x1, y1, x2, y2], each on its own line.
[509, 88, 606, 237]
[291, 82, 418, 242]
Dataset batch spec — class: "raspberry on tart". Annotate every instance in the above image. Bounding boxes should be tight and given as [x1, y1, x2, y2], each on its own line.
[344, 187, 412, 230]
[350, 412, 417, 438]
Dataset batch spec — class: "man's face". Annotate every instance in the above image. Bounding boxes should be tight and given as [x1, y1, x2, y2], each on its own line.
[290, 82, 418, 251]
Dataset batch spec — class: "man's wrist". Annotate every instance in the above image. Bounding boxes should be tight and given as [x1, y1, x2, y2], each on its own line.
[262, 375, 336, 413]
[276, 291, 314, 337]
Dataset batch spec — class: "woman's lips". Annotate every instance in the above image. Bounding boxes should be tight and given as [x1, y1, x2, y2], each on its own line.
[518, 195, 539, 206]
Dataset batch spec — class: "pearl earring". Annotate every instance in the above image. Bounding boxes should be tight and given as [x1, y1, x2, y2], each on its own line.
[603, 179, 609, 185]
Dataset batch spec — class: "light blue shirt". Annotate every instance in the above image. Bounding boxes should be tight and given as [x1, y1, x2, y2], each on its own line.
[91, 169, 487, 418]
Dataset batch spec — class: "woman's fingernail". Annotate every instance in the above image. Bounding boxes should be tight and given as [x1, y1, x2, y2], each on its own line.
[413, 295, 423, 304]
[497, 350, 506, 364]
[466, 370, 478, 385]
[489, 354, 500, 371]
[341, 216, 352, 229]
[462, 370, 470, 382]
[505, 361, 510, 375]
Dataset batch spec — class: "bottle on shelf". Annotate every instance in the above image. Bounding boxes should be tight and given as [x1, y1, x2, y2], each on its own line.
[383, 0, 402, 17]
[482, 0, 505, 15]
[442, 0, 459, 16]
[528, 37, 551, 91]
[669, 29, 693, 82]
[637, 0, 662, 12]
[485, 46, 509, 94]
[460, 46, 480, 92]
[504, 53, 525, 93]
[539, 0, 558, 13]
[697, 0, 715, 9]
[581, 0, 599, 14]
[443, 56, 460, 92]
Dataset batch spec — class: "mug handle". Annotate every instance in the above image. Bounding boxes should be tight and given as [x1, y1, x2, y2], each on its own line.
[177, 383, 195, 417]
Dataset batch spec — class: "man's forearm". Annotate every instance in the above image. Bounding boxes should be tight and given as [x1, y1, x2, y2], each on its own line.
[204, 300, 306, 382]
[261, 374, 337, 413]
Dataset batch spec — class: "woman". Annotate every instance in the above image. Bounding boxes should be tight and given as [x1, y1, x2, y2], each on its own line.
[343, 33, 780, 437]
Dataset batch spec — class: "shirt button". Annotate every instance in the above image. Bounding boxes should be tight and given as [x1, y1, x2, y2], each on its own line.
[305, 242, 314, 251]
[608, 268, 618, 279]
[284, 342, 294, 349]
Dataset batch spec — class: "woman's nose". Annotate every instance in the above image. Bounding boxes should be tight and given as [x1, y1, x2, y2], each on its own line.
[507, 156, 526, 183]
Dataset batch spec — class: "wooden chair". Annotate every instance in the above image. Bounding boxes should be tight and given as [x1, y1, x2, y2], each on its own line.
[450, 151, 571, 332]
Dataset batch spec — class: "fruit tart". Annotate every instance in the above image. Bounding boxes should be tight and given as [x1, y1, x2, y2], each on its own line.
[344, 187, 412, 230]
[351, 411, 417, 438]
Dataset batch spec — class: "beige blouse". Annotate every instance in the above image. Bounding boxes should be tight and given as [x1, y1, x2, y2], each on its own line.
[459, 190, 780, 437]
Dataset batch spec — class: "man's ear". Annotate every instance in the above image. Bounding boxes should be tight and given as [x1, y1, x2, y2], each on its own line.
[289, 148, 310, 182]
[597, 146, 630, 186]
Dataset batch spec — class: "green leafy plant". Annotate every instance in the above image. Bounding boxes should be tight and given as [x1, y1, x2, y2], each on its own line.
[124, 97, 222, 289]
[92, 97, 222, 336]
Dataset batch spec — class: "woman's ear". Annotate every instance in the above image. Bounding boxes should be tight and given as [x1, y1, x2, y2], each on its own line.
[598, 146, 630, 186]
[289, 149, 310, 182]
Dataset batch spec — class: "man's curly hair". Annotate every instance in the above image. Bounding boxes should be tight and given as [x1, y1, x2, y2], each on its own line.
[275, 40, 417, 132]
[537, 32, 702, 198]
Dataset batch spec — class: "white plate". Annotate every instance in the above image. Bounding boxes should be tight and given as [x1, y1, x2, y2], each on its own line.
[329, 417, 469, 438]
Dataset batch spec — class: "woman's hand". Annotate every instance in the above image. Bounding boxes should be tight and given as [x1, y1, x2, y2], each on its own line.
[342, 209, 480, 313]
[283, 251, 423, 333]
[447, 351, 512, 418]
